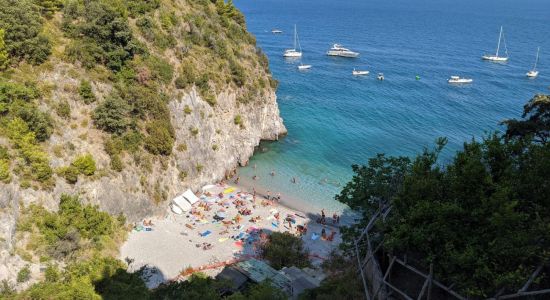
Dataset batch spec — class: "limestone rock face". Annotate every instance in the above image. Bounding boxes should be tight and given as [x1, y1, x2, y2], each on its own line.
[0, 86, 285, 287]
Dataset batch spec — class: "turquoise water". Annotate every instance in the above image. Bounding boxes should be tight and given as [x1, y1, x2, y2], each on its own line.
[233, 0, 550, 213]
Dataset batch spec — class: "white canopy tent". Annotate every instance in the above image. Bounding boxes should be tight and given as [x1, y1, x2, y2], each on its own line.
[170, 189, 199, 214]
[182, 189, 199, 205]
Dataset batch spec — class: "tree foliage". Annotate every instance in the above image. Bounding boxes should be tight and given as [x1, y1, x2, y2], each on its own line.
[93, 94, 131, 135]
[0, 0, 51, 65]
[260, 232, 310, 270]
[336, 96, 550, 297]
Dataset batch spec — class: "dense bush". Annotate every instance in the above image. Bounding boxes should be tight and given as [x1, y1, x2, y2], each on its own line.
[144, 120, 174, 156]
[0, 0, 51, 65]
[78, 80, 96, 104]
[55, 100, 71, 119]
[93, 94, 131, 134]
[6, 118, 52, 182]
[34, 0, 64, 18]
[260, 232, 310, 270]
[59, 165, 79, 184]
[0, 29, 9, 70]
[62, 0, 144, 71]
[18, 194, 122, 260]
[125, 0, 160, 17]
[71, 154, 96, 176]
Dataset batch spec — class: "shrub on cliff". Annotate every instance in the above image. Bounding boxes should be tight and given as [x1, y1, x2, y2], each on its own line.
[0, 0, 51, 65]
[144, 120, 174, 156]
[78, 80, 96, 104]
[93, 94, 131, 135]
[71, 154, 96, 176]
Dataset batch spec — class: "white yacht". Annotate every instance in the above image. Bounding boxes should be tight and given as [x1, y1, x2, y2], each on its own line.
[283, 25, 302, 58]
[326, 44, 359, 58]
[526, 47, 540, 78]
[352, 68, 369, 76]
[482, 26, 509, 62]
[448, 76, 473, 84]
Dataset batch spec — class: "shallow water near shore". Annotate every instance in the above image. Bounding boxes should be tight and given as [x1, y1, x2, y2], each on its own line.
[234, 0, 550, 212]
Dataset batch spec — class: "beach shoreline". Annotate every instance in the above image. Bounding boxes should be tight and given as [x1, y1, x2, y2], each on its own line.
[120, 182, 348, 288]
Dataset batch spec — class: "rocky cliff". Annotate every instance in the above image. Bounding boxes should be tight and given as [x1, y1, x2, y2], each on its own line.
[0, 0, 285, 286]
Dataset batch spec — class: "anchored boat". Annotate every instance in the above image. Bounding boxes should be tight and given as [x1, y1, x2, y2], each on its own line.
[283, 25, 302, 58]
[482, 26, 509, 62]
[352, 68, 369, 76]
[526, 47, 540, 78]
[448, 76, 473, 84]
[327, 44, 359, 58]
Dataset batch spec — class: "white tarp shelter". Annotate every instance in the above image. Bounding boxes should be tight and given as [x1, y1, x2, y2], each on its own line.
[170, 189, 199, 214]
[182, 189, 199, 205]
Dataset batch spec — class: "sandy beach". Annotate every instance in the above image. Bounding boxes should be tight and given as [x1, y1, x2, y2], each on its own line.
[120, 183, 345, 288]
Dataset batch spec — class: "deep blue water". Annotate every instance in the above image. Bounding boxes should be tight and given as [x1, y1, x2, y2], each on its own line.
[233, 0, 550, 213]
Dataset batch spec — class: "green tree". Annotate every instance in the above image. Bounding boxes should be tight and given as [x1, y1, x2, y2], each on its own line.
[260, 232, 310, 270]
[93, 94, 130, 134]
[144, 120, 174, 156]
[0, 29, 9, 70]
[0, 0, 51, 65]
[34, 0, 63, 18]
[335, 98, 550, 297]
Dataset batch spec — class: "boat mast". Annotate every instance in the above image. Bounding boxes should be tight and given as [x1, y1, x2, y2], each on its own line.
[496, 26, 503, 57]
[533, 47, 540, 70]
[293, 24, 297, 50]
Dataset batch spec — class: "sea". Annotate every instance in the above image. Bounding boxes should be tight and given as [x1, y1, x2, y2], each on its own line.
[233, 0, 550, 214]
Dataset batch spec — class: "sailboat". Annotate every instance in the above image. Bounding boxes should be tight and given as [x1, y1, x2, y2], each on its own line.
[482, 26, 509, 62]
[283, 25, 302, 58]
[526, 47, 540, 78]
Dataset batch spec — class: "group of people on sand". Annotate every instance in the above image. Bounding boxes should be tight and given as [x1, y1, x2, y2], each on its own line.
[317, 209, 340, 226]
[321, 228, 337, 242]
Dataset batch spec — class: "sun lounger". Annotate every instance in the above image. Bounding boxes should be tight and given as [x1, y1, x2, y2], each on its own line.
[272, 222, 279, 228]
[218, 238, 228, 243]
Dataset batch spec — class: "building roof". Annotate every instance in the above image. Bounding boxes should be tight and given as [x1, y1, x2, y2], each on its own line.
[216, 266, 249, 290]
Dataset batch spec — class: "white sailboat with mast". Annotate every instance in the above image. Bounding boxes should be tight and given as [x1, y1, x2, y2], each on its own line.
[526, 47, 540, 78]
[283, 25, 302, 58]
[482, 26, 508, 62]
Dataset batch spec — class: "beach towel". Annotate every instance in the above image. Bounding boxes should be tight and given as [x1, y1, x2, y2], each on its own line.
[200, 219, 209, 224]
[218, 238, 228, 243]
[223, 187, 235, 194]
[145, 227, 153, 232]
[200, 230, 212, 237]
[234, 241, 243, 248]
[311, 233, 319, 240]
[185, 224, 195, 230]
[271, 222, 279, 228]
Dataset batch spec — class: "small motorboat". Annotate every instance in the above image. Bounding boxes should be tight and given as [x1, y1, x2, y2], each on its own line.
[448, 76, 473, 84]
[298, 64, 312, 70]
[271, 29, 283, 34]
[377, 73, 384, 81]
[352, 68, 369, 76]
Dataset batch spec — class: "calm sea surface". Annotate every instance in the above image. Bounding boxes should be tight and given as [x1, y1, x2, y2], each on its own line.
[233, 0, 550, 213]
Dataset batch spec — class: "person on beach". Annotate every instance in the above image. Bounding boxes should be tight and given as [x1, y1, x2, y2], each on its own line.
[253, 175, 258, 180]
[337, 215, 340, 224]
[333, 213, 337, 224]
[276, 192, 281, 202]
[266, 191, 270, 200]
[234, 176, 240, 184]
[291, 177, 296, 183]
[321, 228, 327, 240]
